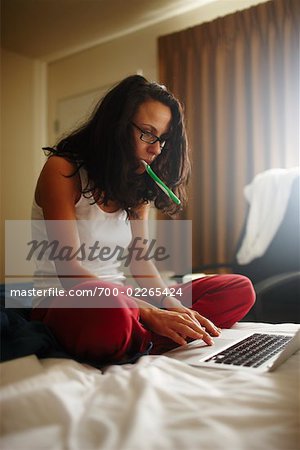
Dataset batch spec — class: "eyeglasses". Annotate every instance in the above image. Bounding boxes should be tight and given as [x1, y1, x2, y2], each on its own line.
[131, 122, 167, 149]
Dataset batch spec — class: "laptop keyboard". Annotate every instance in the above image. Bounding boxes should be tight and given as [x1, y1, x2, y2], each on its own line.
[205, 333, 292, 368]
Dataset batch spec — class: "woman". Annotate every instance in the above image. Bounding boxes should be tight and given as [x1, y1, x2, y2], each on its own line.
[31, 75, 255, 364]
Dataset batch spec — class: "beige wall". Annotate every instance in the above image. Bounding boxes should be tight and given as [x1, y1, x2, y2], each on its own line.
[0, 49, 46, 280]
[1, 0, 268, 282]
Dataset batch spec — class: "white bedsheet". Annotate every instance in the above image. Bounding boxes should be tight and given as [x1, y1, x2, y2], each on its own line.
[1, 322, 299, 450]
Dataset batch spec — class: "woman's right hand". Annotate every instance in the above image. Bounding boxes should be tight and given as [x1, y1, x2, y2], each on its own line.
[140, 307, 215, 347]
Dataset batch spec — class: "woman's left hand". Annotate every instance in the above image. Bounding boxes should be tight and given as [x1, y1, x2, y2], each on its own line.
[162, 296, 221, 338]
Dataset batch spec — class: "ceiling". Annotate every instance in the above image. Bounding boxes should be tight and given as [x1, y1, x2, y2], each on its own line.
[1, 0, 216, 61]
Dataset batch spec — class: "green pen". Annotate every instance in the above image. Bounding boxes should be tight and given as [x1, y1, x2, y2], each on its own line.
[141, 160, 181, 205]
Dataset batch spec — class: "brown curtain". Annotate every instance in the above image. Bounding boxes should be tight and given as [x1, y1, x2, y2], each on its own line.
[158, 0, 300, 270]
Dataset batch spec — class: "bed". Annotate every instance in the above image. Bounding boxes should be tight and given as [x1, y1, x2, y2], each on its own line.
[1, 321, 299, 450]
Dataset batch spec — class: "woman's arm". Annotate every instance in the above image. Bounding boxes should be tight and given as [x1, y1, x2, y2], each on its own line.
[129, 204, 172, 305]
[35, 156, 99, 290]
[129, 204, 220, 345]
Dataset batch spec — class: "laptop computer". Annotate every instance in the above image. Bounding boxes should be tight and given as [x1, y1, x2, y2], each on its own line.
[165, 328, 300, 372]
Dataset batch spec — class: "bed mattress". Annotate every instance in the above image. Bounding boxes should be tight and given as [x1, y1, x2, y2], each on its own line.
[1, 322, 299, 450]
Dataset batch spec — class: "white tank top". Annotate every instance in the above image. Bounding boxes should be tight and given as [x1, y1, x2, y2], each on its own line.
[31, 168, 132, 305]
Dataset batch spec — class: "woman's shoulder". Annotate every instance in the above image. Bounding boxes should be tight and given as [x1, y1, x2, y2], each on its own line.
[42, 155, 79, 174]
[35, 156, 81, 209]
[38, 156, 81, 187]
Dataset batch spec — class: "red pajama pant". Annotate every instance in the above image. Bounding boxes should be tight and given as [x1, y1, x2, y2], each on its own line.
[31, 274, 255, 363]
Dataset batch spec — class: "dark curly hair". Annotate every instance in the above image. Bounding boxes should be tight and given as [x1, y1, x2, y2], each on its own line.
[45, 75, 190, 216]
